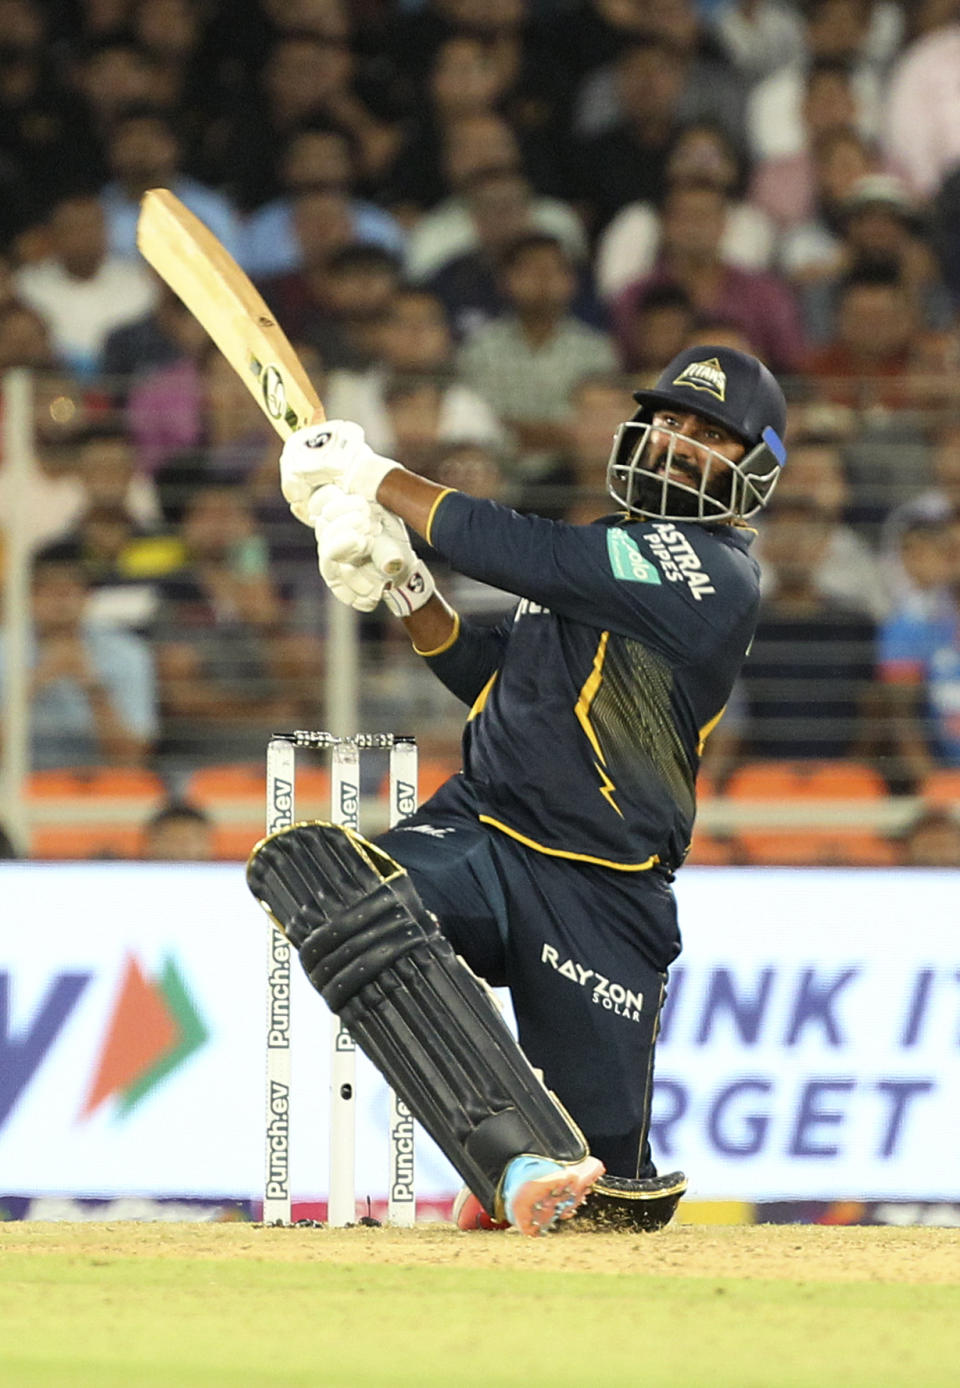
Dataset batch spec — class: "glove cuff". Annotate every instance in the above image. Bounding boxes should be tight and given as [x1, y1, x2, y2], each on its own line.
[351, 451, 404, 503]
[381, 561, 436, 617]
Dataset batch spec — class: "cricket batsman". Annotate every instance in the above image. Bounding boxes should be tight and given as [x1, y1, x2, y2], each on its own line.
[247, 345, 788, 1235]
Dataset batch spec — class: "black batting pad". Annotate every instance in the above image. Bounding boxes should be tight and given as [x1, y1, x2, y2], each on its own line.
[247, 822, 588, 1215]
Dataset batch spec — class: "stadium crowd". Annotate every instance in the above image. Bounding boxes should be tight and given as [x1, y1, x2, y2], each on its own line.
[1, 0, 960, 864]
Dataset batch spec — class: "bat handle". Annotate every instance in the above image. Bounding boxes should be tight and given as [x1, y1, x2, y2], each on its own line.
[370, 533, 407, 579]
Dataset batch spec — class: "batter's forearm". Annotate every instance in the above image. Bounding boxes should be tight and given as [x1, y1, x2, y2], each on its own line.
[400, 593, 459, 655]
[376, 469, 450, 542]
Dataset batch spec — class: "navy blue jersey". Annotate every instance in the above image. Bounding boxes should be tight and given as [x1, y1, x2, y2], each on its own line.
[421, 491, 761, 872]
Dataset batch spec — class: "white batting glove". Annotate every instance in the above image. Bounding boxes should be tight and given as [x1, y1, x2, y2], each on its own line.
[319, 552, 389, 612]
[320, 552, 438, 615]
[280, 419, 404, 524]
[381, 560, 437, 618]
[312, 485, 437, 616]
[312, 484, 416, 581]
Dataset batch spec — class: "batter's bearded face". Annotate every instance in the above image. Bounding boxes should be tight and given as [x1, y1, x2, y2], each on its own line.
[629, 410, 746, 519]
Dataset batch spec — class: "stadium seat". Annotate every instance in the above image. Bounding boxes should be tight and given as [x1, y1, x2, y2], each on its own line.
[723, 760, 896, 866]
[26, 766, 166, 859]
[185, 761, 333, 860]
[918, 769, 960, 812]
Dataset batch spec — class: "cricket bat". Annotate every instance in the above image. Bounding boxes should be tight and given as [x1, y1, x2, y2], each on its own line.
[136, 187, 404, 576]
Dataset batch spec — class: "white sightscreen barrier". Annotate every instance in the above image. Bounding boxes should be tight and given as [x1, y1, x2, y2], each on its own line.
[0, 864, 958, 1203]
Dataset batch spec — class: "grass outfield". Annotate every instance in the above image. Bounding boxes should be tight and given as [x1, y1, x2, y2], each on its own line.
[1, 1223, 959, 1387]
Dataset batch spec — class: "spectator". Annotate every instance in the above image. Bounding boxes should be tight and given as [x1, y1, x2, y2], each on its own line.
[71, 423, 161, 530]
[427, 167, 600, 341]
[774, 127, 887, 282]
[681, 318, 760, 356]
[796, 174, 955, 343]
[420, 438, 518, 625]
[101, 283, 209, 395]
[878, 511, 960, 781]
[141, 800, 215, 861]
[69, 34, 163, 179]
[99, 105, 243, 263]
[0, 554, 157, 769]
[151, 483, 322, 771]
[571, 0, 745, 147]
[802, 263, 956, 414]
[129, 0, 222, 143]
[39, 501, 182, 634]
[745, 0, 903, 162]
[749, 54, 902, 238]
[432, 437, 506, 501]
[132, 344, 275, 488]
[404, 110, 588, 282]
[881, 0, 960, 201]
[323, 285, 505, 456]
[456, 232, 619, 468]
[881, 419, 960, 561]
[735, 498, 882, 762]
[517, 372, 635, 523]
[899, 807, 960, 867]
[13, 193, 158, 378]
[882, 517, 954, 616]
[378, 31, 521, 214]
[238, 122, 406, 279]
[387, 0, 567, 191]
[595, 119, 775, 302]
[372, 374, 459, 478]
[570, 39, 689, 235]
[615, 284, 696, 386]
[260, 219, 401, 369]
[214, 32, 401, 212]
[0, 0, 91, 245]
[710, 0, 806, 85]
[611, 181, 806, 373]
[754, 432, 889, 619]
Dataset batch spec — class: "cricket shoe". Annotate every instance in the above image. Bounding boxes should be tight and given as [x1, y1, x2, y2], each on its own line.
[500, 1154, 605, 1237]
[453, 1187, 510, 1232]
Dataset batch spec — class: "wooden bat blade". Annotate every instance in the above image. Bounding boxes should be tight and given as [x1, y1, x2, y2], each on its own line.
[136, 187, 322, 438]
[136, 188, 404, 577]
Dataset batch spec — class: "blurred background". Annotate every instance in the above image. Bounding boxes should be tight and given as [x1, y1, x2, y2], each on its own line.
[4, 0, 960, 866]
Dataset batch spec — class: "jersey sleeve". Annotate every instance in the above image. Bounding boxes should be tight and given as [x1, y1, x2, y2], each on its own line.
[427, 491, 753, 663]
[419, 610, 513, 706]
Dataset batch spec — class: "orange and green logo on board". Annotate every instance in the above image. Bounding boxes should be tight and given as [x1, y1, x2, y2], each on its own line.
[80, 954, 208, 1120]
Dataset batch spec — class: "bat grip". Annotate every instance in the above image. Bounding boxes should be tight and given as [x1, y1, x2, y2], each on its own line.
[370, 533, 406, 578]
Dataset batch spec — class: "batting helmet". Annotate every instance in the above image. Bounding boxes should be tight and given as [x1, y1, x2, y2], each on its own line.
[607, 345, 787, 524]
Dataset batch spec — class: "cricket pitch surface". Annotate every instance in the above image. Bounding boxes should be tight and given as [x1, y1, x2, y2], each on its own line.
[2, 1221, 958, 1386]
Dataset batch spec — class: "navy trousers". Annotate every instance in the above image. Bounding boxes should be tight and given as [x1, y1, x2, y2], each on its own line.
[376, 776, 681, 1178]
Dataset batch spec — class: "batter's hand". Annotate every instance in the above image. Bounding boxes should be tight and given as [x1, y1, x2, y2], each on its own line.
[320, 550, 438, 615]
[280, 419, 404, 524]
[311, 484, 416, 581]
[319, 552, 389, 612]
[312, 484, 437, 615]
